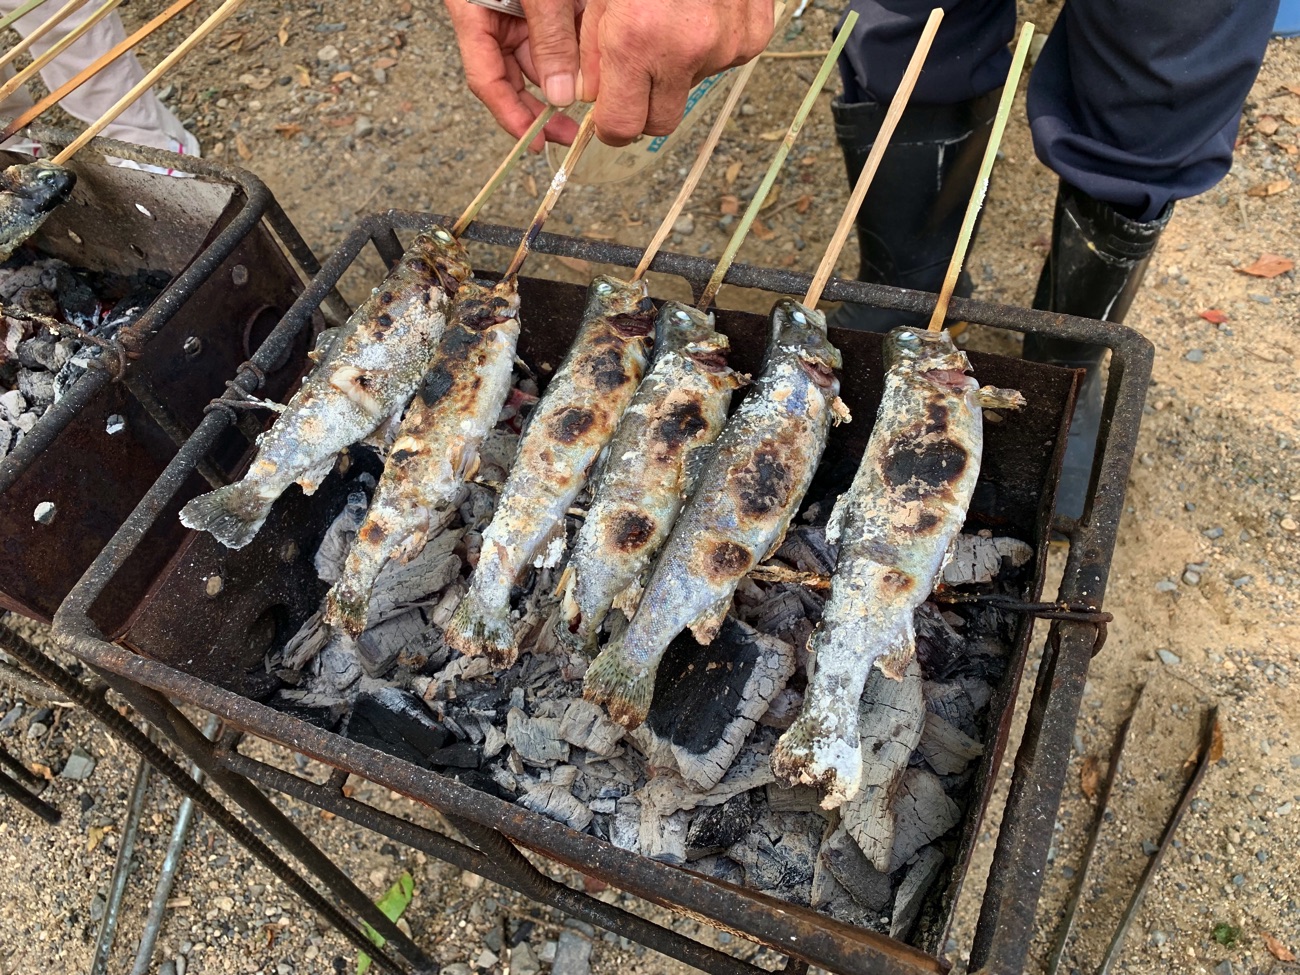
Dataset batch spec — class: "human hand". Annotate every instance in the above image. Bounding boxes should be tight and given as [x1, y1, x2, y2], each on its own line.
[578, 0, 774, 146]
[443, 0, 582, 149]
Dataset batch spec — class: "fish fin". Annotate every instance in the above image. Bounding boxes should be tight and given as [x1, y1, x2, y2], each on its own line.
[830, 396, 852, 425]
[328, 364, 389, 417]
[554, 563, 574, 600]
[609, 577, 644, 616]
[583, 641, 654, 730]
[179, 482, 273, 550]
[682, 442, 715, 495]
[975, 385, 1026, 410]
[454, 446, 482, 482]
[362, 411, 403, 451]
[770, 706, 863, 810]
[295, 454, 338, 496]
[443, 591, 519, 668]
[688, 597, 731, 645]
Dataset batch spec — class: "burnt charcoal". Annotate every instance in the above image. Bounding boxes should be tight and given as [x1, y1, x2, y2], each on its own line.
[685, 789, 761, 859]
[426, 741, 482, 769]
[764, 782, 822, 813]
[16, 334, 55, 370]
[772, 524, 838, 575]
[17, 368, 53, 410]
[917, 711, 984, 776]
[558, 699, 624, 758]
[442, 767, 515, 802]
[686, 855, 746, 887]
[922, 681, 980, 739]
[758, 686, 802, 729]
[914, 603, 967, 680]
[355, 607, 442, 678]
[727, 812, 822, 902]
[314, 489, 372, 582]
[270, 698, 346, 731]
[881, 769, 960, 874]
[345, 688, 451, 767]
[505, 708, 569, 767]
[644, 617, 795, 789]
[940, 533, 1033, 587]
[518, 781, 593, 831]
[820, 824, 894, 912]
[890, 845, 945, 941]
[938, 766, 977, 796]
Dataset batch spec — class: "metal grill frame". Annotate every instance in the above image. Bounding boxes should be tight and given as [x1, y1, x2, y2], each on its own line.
[50, 209, 1153, 975]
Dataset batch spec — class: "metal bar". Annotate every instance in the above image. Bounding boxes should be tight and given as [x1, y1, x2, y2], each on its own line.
[371, 226, 405, 269]
[120, 371, 228, 489]
[259, 197, 352, 327]
[89, 752, 152, 975]
[0, 738, 39, 784]
[0, 653, 74, 704]
[0, 764, 60, 823]
[129, 713, 220, 975]
[0, 624, 409, 975]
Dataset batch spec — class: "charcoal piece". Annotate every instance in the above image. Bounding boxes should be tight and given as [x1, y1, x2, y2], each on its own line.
[366, 524, 464, 622]
[685, 790, 761, 859]
[558, 699, 624, 758]
[426, 655, 496, 699]
[443, 767, 515, 801]
[315, 635, 362, 694]
[759, 686, 802, 729]
[17, 368, 53, 410]
[506, 708, 570, 767]
[938, 766, 977, 796]
[426, 741, 482, 769]
[610, 797, 640, 852]
[314, 489, 372, 582]
[355, 607, 439, 678]
[941, 533, 1033, 587]
[481, 721, 507, 760]
[727, 812, 821, 900]
[744, 585, 820, 648]
[282, 610, 332, 671]
[644, 617, 796, 790]
[345, 688, 451, 767]
[914, 603, 967, 680]
[956, 676, 993, 713]
[917, 711, 984, 775]
[17, 334, 55, 370]
[890, 845, 945, 941]
[764, 782, 822, 813]
[686, 855, 745, 887]
[269, 698, 346, 732]
[772, 524, 838, 575]
[883, 769, 960, 873]
[819, 824, 893, 912]
[922, 681, 980, 738]
[518, 781, 594, 832]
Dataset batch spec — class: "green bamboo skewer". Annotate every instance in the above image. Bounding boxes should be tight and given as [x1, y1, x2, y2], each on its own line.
[0, 0, 56, 36]
[926, 19, 1035, 331]
[696, 9, 859, 310]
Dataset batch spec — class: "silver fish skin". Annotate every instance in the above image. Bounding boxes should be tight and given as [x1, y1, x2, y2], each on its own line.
[444, 274, 656, 668]
[556, 301, 743, 651]
[324, 277, 522, 636]
[180, 229, 472, 549]
[0, 162, 76, 261]
[584, 300, 847, 730]
[771, 326, 1025, 810]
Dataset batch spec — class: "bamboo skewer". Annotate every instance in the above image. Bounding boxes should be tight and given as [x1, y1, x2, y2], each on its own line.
[52, 0, 248, 165]
[452, 106, 557, 236]
[0, 0, 125, 103]
[696, 10, 858, 310]
[926, 20, 1034, 332]
[0, 0, 90, 72]
[502, 110, 597, 278]
[0, 0, 56, 36]
[804, 7, 942, 308]
[632, 1, 788, 281]
[0, 0, 200, 143]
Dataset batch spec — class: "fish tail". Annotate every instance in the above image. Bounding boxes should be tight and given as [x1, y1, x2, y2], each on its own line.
[443, 592, 518, 668]
[582, 642, 654, 730]
[771, 708, 863, 811]
[179, 482, 272, 550]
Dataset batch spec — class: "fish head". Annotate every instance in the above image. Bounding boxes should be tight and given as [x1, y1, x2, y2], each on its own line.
[1, 162, 75, 214]
[772, 299, 842, 392]
[588, 275, 656, 340]
[411, 226, 473, 291]
[884, 326, 976, 393]
[456, 275, 522, 330]
[654, 301, 727, 362]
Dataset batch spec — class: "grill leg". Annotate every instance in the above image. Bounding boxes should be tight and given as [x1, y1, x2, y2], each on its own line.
[0, 764, 61, 824]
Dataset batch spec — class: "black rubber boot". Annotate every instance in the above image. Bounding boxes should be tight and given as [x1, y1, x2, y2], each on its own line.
[1025, 180, 1173, 523]
[827, 90, 1001, 333]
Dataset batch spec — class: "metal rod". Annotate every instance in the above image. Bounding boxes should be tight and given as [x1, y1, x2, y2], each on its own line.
[696, 12, 857, 310]
[0, 738, 40, 784]
[0, 653, 74, 703]
[128, 713, 220, 975]
[804, 7, 941, 308]
[453, 107, 558, 236]
[89, 750, 152, 975]
[0, 763, 60, 823]
[121, 371, 228, 489]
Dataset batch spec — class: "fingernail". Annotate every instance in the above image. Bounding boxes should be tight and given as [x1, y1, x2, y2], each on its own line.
[575, 69, 593, 103]
[545, 72, 575, 107]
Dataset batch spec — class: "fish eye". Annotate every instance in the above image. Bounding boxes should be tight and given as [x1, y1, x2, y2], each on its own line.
[595, 281, 613, 295]
[674, 309, 690, 322]
[433, 228, 452, 242]
[791, 309, 807, 324]
[897, 330, 919, 344]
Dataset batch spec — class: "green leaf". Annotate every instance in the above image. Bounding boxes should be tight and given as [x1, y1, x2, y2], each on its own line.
[358, 872, 415, 975]
[1212, 923, 1240, 947]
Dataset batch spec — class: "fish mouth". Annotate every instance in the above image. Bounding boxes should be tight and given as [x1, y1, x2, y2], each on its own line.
[609, 312, 655, 337]
[685, 344, 731, 372]
[921, 368, 972, 390]
[463, 312, 515, 331]
[798, 356, 839, 388]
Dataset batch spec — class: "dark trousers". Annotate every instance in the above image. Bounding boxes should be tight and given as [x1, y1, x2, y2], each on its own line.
[837, 0, 1279, 221]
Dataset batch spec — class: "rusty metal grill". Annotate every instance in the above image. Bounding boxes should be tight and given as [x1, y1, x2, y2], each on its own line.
[49, 209, 1152, 975]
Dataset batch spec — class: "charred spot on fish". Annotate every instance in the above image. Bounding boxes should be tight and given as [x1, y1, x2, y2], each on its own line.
[375, 312, 394, 332]
[359, 522, 387, 545]
[419, 365, 455, 405]
[610, 511, 655, 551]
[609, 312, 654, 338]
[390, 447, 418, 465]
[589, 349, 629, 392]
[552, 407, 596, 444]
[461, 304, 507, 331]
[440, 324, 484, 361]
[709, 541, 752, 575]
[567, 612, 582, 635]
[882, 569, 914, 594]
[925, 400, 950, 429]
[880, 436, 968, 494]
[798, 357, 838, 388]
[380, 291, 394, 304]
[905, 511, 942, 534]
[735, 448, 794, 517]
[656, 400, 707, 449]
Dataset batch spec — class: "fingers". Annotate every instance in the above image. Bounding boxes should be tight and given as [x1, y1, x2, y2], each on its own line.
[592, 45, 650, 146]
[520, 0, 580, 107]
[577, 0, 604, 102]
[446, 2, 540, 139]
[644, 79, 690, 138]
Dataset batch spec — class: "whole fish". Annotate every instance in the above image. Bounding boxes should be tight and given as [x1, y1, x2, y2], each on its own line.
[324, 276, 523, 636]
[556, 301, 743, 651]
[180, 229, 471, 549]
[584, 300, 849, 730]
[443, 274, 656, 667]
[771, 326, 1025, 810]
[0, 162, 76, 261]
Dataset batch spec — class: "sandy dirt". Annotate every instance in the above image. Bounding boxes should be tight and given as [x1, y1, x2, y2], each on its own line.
[1, 0, 1298, 973]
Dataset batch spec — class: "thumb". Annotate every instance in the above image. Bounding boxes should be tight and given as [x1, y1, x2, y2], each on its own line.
[520, 0, 580, 107]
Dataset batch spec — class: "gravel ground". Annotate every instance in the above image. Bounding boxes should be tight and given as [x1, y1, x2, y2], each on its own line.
[1, 1, 1298, 973]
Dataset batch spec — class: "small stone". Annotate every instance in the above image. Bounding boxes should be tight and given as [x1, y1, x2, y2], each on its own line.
[473, 948, 498, 969]
[1141, 839, 1159, 855]
[1231, 873, 1246, 886]
[1214, 961, 1233, 975]
[1182, 569, 1201, 585]
[105, 414, 125, 435]
[1155, 579, 1178, 593]
[89, 894, 106, 922]
[1232, 575, 1253, 588]
[1184, 349, 1205, 363]
[1061, 866, 1075, 879]
[442, 966, 471, 975]
[0, 704, 23, 733]
[1150, 930, 1168, 946]
[740, 102, 756, 116]
[1281, 517, 1298, 532]
[33, 501, 55, 525]
[460, 870, 483, 889]
[1277, 801, 1294, 815]
[354, 116, 375, 138]
[672, 213, 695, 236]
[158, 961, 176, 975]
[373, 67, 387, 85]
[60, 746, 97, 780]
[510, 942, 540, 975]
[158, 84, 174, 101]
[539, 941, 557, 964]
[215, 97, 229, 109]
[214, 895, 234, 911]
[552, 931, 591, 975]
[1203, 526, 1224, 539]
[175, 956, 187, 975]
[1156, 649, 1181, 665]
[1290, 756, 1300, 769]
[1256, 850, 1269, 863]
[27, 721, 48, 739]
[317, 44, 340, 61]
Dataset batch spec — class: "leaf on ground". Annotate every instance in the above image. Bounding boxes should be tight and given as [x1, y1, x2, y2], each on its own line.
[751, 219, 776, 241]
[1080, 754, 1100, 800]
[1264, 933, 1296, 962]
[724, 161, 742, 186]
[293, 64, 312, 86]
[86, 824, 111, 852]
[358, 872, 415, 975]
[235, 133, 252, 161]
[1257, 116, 1280, 136]
[374, 56, 399, 70]
[1247, 178, 1291, 197]
[1208, 714, 1224, 763]
[240, 72, 272, 91]
[719, 194, 740, 216]
[331, 70, 359, 84]
[795, 194, 812, 214]
[760, 185, 781, 210]
[758, 128, 786, 141]
[1237, 254, 1295, 278]
[1198, 309, 1229, 324]
[28, 761, 53, 780]
[277, 15, 290, 45]
[274, 123, 303, 138]
[523, 173, 538, 198]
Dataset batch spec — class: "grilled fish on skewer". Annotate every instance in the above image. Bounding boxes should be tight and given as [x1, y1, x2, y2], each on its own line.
[444, 275, 656, 668]
[324, 277, 523, 636]
[181, 229, 471, 549]
[0, 162, 76, 262]
[556, 302, 744, 651]
[584, 300, 848, 729]
[771, 326, 1025, 810]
